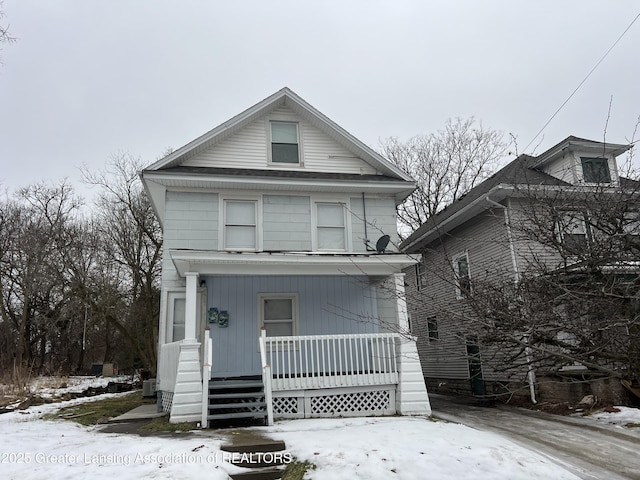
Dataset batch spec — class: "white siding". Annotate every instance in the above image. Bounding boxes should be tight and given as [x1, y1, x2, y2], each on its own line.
[263, 195, 312, 251]
[182, 105, 378, 175]
[349, 196, 400, 253]
[162, 191, 219, 288]
[542, 150, 620, 186]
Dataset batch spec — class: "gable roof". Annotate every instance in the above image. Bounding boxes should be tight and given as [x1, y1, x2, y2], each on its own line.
[143, 87, 412, 182]
[401, 154, 568, 252]
[401, 135, 634, 253]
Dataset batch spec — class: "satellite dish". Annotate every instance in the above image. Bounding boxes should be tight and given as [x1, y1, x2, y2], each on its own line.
[375, 234, 390, 253]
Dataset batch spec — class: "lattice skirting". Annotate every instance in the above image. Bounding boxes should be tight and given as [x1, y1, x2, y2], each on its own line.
[160, 391, 174, 413]
[273, 385, 396, 419]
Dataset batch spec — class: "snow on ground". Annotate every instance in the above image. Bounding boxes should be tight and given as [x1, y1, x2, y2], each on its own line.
[0, 380, 582, 480]
[575, 406, 640, 429]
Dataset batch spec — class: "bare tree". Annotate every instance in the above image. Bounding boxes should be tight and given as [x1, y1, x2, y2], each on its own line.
[0, 1, 15, 62]
[380, 117, 510, 236]
[82, 154, 162, 374]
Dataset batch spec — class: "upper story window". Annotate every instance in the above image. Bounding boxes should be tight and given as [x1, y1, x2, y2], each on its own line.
[316, 202, 346, 250]
[453, 252, 471, 299]
[224, 199, 257, 250]
[557, 212, 588, 252]
[270, 122, 300, 164]
[581, 157, 611, 184]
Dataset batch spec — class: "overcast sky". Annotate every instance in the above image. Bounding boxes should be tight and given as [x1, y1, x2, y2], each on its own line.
[1, 1, 639, 203]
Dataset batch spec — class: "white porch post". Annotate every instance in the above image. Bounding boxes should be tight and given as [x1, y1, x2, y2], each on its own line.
[169, 271, 203, 424]
[393, 273, 409, 332]
[184, 272, 199, 340]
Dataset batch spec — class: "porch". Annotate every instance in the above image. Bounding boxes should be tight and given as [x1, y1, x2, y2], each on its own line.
[157, 329, 430, 426]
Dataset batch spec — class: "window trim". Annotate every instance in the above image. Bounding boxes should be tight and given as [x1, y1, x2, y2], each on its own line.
[268, 120, 303, 166]
[257, 293, 299, 338]
[220, 196, 262, 252]
[556, 211, 589, 252]
[311, 198, 351, 251]
[453, 251, 471, 300]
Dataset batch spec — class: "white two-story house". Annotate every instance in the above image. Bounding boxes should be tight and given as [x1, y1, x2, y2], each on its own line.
[141, 87, 431, 426]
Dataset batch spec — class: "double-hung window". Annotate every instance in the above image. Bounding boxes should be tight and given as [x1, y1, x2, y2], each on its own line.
[427, 316, 439, 342]
[581, 157, 611, 184]
[316, 202, 346, 250]
[557, 212, 588, 252]
[224, 199, 257, 250]
[270, 122, 300, 164]
[259, 294, 298, 337]
[453, 252, 471, 299]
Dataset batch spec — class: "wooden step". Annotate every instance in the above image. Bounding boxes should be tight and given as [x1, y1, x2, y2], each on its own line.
[209, 380, 264, 390]
[208, 401, 266, 410]
[207, 411, 267, 421]
[209, 392, 265, 400]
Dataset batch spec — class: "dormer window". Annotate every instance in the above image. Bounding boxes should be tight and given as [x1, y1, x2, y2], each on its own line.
[581, 157, 611, 184]
[270, 122, 300, 164]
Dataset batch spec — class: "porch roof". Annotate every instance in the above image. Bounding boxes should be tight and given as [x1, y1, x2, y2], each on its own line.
[170, 249, 417, 277]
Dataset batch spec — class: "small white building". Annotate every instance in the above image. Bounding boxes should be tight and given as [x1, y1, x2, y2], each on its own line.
[141, 87, 431, 426]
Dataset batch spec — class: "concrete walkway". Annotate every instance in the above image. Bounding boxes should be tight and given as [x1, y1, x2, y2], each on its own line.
[109, 403, 167, 423]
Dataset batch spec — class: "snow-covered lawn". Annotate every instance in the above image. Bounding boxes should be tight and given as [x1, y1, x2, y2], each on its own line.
[1, 377, 637, 479]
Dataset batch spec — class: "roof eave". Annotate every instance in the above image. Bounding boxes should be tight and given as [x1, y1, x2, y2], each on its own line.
[401, 185, 514, 252]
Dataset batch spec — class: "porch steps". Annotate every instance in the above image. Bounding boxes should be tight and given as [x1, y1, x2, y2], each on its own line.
[207, 377, 268, 427]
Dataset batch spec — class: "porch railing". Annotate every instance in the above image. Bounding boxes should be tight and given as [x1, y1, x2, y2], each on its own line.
[157, 340, 182, 393]
[260, 332, 400, 391]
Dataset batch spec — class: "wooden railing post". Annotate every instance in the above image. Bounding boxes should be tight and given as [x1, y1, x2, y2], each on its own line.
[259, 328, 274, 426]
[201, 328, 212, 429]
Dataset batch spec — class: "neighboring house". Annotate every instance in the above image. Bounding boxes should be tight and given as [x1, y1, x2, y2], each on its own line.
[401, 136, 635, 403]
[141, 87, 430, 426]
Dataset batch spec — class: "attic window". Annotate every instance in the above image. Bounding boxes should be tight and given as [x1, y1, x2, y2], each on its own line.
[581, 157, 611, 183]
[270, 122, 300, 164]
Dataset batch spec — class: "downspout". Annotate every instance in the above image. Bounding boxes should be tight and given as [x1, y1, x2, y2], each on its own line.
[362, 192, 370, 250]
[485, 195, 537, 404]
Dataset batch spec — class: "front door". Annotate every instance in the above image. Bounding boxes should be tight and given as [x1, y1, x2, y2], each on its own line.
[466, 337, 486, 396]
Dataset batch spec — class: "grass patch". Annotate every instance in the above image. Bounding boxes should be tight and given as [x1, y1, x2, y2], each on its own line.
[46, 391, 147, 426]
[282, 459, 316, 480]
[138, 416, 197, 433]
[625, 422, 640, 428]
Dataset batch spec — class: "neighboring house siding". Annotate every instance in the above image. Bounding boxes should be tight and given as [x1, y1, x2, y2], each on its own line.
[349, 196, 400, 253]
[408, 209, 515, 381]
[205, 275, 379, 377]
[263, 195, 312, 251]
[507, 197, 565, 272]
[182, 105, 378, 175]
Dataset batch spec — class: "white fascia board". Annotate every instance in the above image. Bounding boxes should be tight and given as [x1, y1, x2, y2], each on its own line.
[403, 185, 514, 251]
[170, 250, 418, 277]
[142, 171, 415, 200]
[531, 139, 631, 168]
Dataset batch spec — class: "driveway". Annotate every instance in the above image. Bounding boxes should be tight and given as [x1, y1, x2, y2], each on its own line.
[429, 394, 640, 480]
